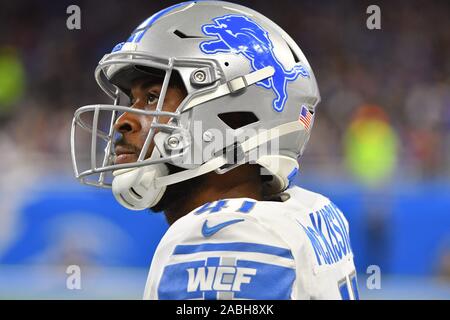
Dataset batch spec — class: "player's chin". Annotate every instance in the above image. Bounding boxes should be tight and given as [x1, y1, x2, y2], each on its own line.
[114, 153, 138, 165]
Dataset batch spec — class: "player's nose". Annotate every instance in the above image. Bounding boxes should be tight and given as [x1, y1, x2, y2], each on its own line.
[114, 111, 142, 134]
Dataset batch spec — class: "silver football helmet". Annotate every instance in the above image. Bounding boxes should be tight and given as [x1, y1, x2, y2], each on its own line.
[70, 1, 320, 210]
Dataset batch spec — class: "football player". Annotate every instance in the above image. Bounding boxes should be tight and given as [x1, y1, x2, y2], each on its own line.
[71, 1, 358, 300]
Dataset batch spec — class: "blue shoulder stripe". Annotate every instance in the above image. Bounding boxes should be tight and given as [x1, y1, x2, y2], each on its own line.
[173, 242, 294, 260]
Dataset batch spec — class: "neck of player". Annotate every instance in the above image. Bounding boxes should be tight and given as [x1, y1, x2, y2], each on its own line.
[163, 164, 264, 225]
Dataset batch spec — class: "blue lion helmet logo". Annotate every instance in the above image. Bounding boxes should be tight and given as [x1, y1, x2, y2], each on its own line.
[200, 15, 309, 112]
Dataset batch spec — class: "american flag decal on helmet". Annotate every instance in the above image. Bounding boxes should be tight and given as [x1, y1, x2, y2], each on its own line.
[299, 105, 314, 131]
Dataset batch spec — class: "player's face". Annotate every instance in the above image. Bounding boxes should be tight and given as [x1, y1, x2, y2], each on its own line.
[113, 78, 186, 165]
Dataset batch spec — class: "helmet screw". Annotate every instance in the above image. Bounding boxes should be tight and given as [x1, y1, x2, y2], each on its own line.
[194, 70, 206, 83]
[167, 136, 180, 149]
[203, 131, 213, 142]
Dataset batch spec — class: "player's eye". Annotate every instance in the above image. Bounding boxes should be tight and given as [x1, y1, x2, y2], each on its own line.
[146, 93, 159, 106]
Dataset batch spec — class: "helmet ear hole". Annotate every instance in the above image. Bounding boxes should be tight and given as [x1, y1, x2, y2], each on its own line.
[218, 112, 259, 129]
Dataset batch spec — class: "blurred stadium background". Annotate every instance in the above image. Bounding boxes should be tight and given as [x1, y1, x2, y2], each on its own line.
[0, 0, 449, 299]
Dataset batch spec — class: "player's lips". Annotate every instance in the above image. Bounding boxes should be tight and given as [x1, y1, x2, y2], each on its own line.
[114, 146, 139, 165]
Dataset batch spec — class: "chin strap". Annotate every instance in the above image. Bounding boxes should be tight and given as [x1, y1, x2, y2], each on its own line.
[112, 157, 227, 210]
[112, 151, 299, 211]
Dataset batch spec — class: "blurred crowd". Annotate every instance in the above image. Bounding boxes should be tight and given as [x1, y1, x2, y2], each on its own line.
[0, 0, 449, 182]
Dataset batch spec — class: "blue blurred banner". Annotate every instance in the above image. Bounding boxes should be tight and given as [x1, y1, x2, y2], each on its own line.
[1, 175, 449, 276]
[0, 176, 169, 268]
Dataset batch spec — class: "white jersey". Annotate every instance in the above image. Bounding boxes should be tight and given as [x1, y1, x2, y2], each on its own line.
[143, 186, 358, 300]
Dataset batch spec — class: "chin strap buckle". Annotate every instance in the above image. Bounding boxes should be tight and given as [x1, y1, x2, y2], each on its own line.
[227, 76, 248, 93]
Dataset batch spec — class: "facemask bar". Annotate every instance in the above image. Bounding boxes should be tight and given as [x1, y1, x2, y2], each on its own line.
[98, 89, 119, 186]
[139, 61, 172, 162]
[71, 104, 185, 185]
[71, 51, 220, 188]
